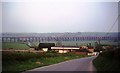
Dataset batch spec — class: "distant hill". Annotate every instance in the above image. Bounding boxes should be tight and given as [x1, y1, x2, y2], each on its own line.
[2, 32, 119, 37]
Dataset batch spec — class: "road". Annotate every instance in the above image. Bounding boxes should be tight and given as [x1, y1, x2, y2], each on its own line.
[24, 56, 96, 73]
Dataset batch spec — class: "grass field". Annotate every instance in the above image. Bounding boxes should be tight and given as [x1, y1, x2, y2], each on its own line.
[2, 40, 117, 50]
[2, 42, 29, 50]
[2, 51, 89, 72]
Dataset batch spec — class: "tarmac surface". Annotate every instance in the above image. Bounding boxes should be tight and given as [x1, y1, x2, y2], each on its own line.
[24, 56, 97, 73]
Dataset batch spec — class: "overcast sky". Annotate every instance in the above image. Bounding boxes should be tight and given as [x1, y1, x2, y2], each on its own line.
[2, 0, 119, 33]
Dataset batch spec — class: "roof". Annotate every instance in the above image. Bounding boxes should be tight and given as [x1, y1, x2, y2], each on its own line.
[51, 47, 79, 50]
[55, 46, 79, 48]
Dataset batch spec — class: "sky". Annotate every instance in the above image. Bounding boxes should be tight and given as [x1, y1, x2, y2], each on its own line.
[1, 0, 119, 33]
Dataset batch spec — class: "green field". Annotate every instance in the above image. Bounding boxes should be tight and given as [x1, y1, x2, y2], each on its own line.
[2, 51, 89, 72]
[2, 40, 117, 50]
[2, 42, 30, 50]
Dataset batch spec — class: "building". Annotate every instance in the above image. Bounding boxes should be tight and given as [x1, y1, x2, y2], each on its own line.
[51, 46, 79, 53]
[51, 45, 94, 54]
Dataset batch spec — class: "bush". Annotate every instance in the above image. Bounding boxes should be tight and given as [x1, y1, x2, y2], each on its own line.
[99, 48, 120, 60]
[93, 47, 120, 71]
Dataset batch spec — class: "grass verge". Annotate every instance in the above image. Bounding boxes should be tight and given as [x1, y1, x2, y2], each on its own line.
[2, 51, 89, 73]
[93, 48, 120, 71]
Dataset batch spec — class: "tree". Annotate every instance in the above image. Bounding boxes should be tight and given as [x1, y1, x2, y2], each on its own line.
[94, 42, 103, 52]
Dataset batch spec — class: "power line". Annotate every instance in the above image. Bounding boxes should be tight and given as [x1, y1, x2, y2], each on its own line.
[97, 15, 120, 44]
[106, 15, 120, 36]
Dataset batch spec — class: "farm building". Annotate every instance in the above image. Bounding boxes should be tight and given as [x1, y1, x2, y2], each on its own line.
[51, 46, 79, 53]
[37, 42, 95, 54]
[38, 43, 55, 51]
[51, 46, 94, 54]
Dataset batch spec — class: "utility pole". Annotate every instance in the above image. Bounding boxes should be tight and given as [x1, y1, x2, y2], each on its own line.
[98, 39, 101, 45]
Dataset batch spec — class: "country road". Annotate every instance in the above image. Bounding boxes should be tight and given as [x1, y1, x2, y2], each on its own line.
[24, 56, 97, 73]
